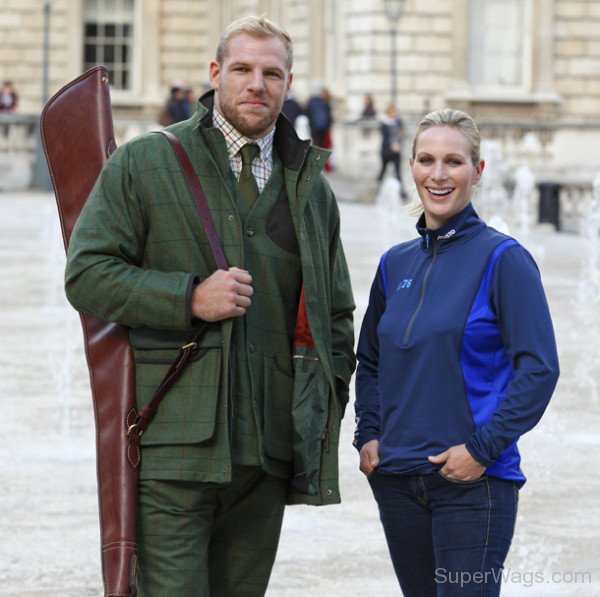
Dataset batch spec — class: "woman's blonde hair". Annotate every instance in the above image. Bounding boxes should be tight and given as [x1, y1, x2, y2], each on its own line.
[216, 15, 293, 71]
[411, 108, 481, 164]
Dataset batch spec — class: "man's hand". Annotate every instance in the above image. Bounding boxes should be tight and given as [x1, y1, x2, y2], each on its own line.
[359, 439, 380, 476]
[191, 267, 253, 322]
[428, 444, 485, 482]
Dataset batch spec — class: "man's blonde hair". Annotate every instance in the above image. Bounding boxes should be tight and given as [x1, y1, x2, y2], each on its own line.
[216, 15, 293, 70]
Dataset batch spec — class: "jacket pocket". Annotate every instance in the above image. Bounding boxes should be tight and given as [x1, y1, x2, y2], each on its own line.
[289, 346, 329, 495]
[263, 355, 294, 463]
[135, 347, 221, 446]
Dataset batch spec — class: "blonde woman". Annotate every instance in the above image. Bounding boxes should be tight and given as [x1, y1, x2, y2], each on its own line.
[354, 109, 559, 596]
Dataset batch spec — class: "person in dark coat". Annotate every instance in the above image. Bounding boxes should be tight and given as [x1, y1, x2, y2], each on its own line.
[305, 83, 332, 148]
[281, 95, 304, 126]
[378, 104, 406, 198]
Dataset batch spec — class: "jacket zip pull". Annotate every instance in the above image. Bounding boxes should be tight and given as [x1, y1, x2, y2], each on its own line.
[425, 233, 430, 251]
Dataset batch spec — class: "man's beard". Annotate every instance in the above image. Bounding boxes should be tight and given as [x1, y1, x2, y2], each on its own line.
[217, 92, 279, 139]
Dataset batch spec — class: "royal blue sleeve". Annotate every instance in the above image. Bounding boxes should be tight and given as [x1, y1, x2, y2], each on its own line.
[466, 246, 560, 467]
[353, 255, 387, 451]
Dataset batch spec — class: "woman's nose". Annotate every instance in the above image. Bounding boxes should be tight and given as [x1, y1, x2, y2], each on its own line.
[431, 162, 447, 180]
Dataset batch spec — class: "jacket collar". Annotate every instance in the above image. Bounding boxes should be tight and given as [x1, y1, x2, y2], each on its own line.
[195, 90, 313, 173]
[416, 203, 485, 254]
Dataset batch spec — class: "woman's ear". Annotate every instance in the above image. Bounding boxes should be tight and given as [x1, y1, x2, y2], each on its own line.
[473, 159, 485, 184]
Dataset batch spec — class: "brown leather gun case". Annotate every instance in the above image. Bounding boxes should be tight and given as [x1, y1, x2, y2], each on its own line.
[41, 66, 138, 597]
[41, 66, 229, 597]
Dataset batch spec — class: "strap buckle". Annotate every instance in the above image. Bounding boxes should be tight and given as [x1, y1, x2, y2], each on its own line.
[127, 414, 143, 437]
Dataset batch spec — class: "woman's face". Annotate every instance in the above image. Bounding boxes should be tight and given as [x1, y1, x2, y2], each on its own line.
[410, 125, 484, 229]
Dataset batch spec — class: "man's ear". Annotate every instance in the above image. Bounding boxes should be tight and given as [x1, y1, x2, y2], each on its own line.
[209, 61, 220, 91]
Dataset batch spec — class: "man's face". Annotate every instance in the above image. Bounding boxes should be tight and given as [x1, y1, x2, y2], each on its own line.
[209, 33, 292, 139]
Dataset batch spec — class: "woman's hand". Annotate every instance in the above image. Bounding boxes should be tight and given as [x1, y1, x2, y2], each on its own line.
[359, 439, 380, 476]
[428, 444, 485, 481]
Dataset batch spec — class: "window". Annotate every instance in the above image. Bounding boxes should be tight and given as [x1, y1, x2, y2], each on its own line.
[83, 0, 134, 90]
[470, 0, 531, 91]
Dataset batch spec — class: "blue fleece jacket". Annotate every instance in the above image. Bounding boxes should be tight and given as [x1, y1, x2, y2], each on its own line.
[354, 204, 559, 484]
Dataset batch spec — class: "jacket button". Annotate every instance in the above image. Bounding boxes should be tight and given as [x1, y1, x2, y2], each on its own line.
[315, 155, 321, 161]
[228, 214, 234, 221]
[249, 342, 256, 353]
[246, 227, 255, 237]
[325, 488, 333, 496]
[305, 176, 311, 181]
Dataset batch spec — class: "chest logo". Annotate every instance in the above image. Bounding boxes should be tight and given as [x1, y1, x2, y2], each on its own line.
[396, 279, 413, 290]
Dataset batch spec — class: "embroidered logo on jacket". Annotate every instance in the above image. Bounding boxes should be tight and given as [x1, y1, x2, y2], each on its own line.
[396, 279, 413, 290]
[437, 229, 456, 240]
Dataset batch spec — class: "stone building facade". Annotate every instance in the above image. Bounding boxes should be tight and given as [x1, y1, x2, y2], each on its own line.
[1, 0, 599, 187]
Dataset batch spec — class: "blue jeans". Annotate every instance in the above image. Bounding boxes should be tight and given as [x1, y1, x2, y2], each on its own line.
[368, 471, 519, 597]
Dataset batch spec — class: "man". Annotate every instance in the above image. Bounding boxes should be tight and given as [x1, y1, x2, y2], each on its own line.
[65, 15, 355, 597]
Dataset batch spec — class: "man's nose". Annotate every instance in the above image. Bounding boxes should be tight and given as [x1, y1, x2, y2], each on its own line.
[247, 71, 266, 91]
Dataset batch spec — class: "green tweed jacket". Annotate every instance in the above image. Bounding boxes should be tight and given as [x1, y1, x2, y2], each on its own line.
[65, 92, 356, 505]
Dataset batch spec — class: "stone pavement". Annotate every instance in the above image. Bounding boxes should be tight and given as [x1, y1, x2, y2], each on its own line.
[0, 186, 599, 596]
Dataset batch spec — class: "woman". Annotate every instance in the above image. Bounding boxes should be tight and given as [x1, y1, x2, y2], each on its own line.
[354, 109, 559, 596]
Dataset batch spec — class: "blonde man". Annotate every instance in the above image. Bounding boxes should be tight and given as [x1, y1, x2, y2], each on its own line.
[66, 15, 355, 597]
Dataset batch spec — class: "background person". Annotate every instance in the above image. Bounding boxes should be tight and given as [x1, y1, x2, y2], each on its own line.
[0, 80, 18, 112]
[65, 15, 355, 596]
[305, 81, 332, 149]
[360, 93, 377, 119]
[354, 108, 559, 596]
[158, 84, 191, 126]
[377, 104, 406, 199]
[281, 94, 304, 127]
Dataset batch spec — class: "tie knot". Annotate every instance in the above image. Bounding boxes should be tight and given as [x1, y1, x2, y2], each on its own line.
[240, 143, 260, 166]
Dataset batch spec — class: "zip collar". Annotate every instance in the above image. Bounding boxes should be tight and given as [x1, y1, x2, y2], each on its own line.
[416, 203, 484, 255]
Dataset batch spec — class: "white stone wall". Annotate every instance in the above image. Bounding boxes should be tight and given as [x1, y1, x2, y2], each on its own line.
[555, 0, 600, 120]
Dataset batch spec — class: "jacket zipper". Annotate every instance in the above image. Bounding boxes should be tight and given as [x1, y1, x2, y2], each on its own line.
[402, 235, 437, 345]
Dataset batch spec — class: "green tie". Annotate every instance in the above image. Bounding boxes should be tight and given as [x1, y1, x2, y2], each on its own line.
[239, 143, 260, 206]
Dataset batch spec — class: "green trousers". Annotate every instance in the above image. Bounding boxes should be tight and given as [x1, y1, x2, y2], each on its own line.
[136, 466, 289, 596]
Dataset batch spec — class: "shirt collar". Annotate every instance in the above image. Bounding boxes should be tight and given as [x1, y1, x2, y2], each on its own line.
[212, 108, 275, 164]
